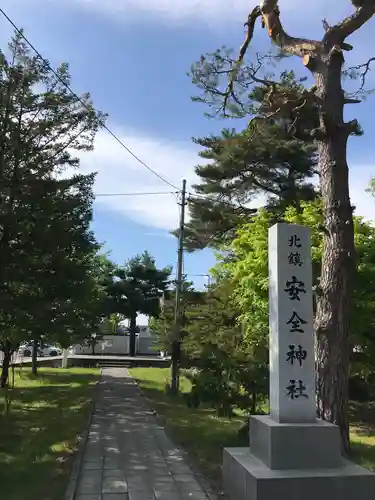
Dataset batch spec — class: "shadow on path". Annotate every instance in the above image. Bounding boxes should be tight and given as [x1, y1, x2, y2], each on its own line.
[74, 368, 210, 500]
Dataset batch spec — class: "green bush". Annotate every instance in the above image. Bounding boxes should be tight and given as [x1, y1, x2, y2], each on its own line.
[183, 354, 269, 418]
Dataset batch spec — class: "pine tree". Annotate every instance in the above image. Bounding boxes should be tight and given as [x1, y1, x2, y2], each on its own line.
[183, 73, 318, 250]
[106, 252, 171, 357]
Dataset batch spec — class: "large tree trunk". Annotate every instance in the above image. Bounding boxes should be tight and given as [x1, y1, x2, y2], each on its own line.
[1, 347, 11, 388]
[313, 50, 356, 455]
[31, 339, 38, 375]
[129, 315, 137, 357]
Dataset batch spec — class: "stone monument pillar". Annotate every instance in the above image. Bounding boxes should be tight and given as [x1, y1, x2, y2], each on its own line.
[223, 223, 375, 500]
[268, 223, 315, 424]
[62, 348, 69, 369]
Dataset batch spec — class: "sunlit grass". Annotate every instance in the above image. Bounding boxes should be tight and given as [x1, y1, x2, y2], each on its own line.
[350, 401, 375, 472]
[130, 367, 375, 490]
[0, 367, 99, 500]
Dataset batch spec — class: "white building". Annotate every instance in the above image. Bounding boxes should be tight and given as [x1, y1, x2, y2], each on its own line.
[72, 325, 157, 356]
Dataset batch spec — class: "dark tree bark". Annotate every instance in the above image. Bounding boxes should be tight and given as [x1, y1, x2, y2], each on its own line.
[311, 48, 359, 453]
[129, 314, 137, 357]
[313, 57, 356, 454]
[235, 0, 375, 453]
[1, 347, 11, 388]
[31, 339, 38, 375]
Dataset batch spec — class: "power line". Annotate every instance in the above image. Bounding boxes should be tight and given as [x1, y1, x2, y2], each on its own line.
[0, 8, 180, 192]
[95, 191, 177, 197]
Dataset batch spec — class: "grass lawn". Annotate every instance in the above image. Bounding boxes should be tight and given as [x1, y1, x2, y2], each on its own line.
[0, 366, 99, 500]
[130, 367, 375, 491]
[350, 401, 375, 470]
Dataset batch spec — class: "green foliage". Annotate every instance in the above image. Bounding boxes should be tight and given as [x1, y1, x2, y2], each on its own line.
[366, 178, 375, 198]
[189, 47, 319, 132]
[0, 31, 105, 381]
[21, 175, 104, 347]
[183, 198, 375, 414]
[227, 200, 322, 353]
[189, 47, 278, 119]
[222, 199, 375, 387]
[106, 251, 171, 355]
[149, 278, 205, 351]
[180, 280, 268, 416]
[181, 70, 318, 250]
[106, 251, 171, 319]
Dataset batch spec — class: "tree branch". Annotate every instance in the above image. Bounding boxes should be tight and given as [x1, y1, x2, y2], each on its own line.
[325, 1, 375, 43]
[223, 52, 277, 117]
[224, 8, 262, 115]
[259, 0, 320, 57]
[321, 18, 353, 51]
[233, 1, 320, 83]
[344, 97, 362, 103]
[344, 56, 375, 97]
[238, 7, 262, 65]
[351, 56, 375, 92]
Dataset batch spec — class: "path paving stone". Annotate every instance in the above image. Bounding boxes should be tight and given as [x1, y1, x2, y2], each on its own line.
[102, 495, 129, 500]
[76, 495, 102, 500]
[72, 368, 210, 500]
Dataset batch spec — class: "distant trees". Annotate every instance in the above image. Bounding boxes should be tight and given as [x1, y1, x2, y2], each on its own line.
[105, 251, 171, 356]
[149, 279, 206, 353]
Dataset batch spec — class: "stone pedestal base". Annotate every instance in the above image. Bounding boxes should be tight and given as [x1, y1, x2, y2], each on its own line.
[249, 415, 341, 470]
[222, 416, 375, 500]
[223, 447, 375, 500]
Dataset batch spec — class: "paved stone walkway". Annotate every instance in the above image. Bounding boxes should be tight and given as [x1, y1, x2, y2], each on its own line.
[74, 368, 211, 500]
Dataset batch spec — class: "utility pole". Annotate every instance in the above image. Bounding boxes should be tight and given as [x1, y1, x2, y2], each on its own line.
[170, 179, 186, 395]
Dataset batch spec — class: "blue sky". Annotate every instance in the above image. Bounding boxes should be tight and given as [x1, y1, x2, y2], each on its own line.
[2, 1, 375, 315]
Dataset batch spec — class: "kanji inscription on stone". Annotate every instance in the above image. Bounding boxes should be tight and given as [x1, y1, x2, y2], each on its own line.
[268, 223, 315, 423]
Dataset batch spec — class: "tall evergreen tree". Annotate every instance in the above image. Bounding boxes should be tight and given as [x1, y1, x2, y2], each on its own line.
[0, 31, 104, 381]
[182, 73, 318, 250]
[21, 173, 103, 374]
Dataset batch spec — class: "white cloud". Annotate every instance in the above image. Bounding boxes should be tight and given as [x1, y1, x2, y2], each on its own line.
[77, 126, 375, 231]
[55, 1, 371, 64]
[1, 0, 365, 34]
[64, 0, 342, 25]
[77, 128, 200, 231]
[70, 0, 260, 23]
